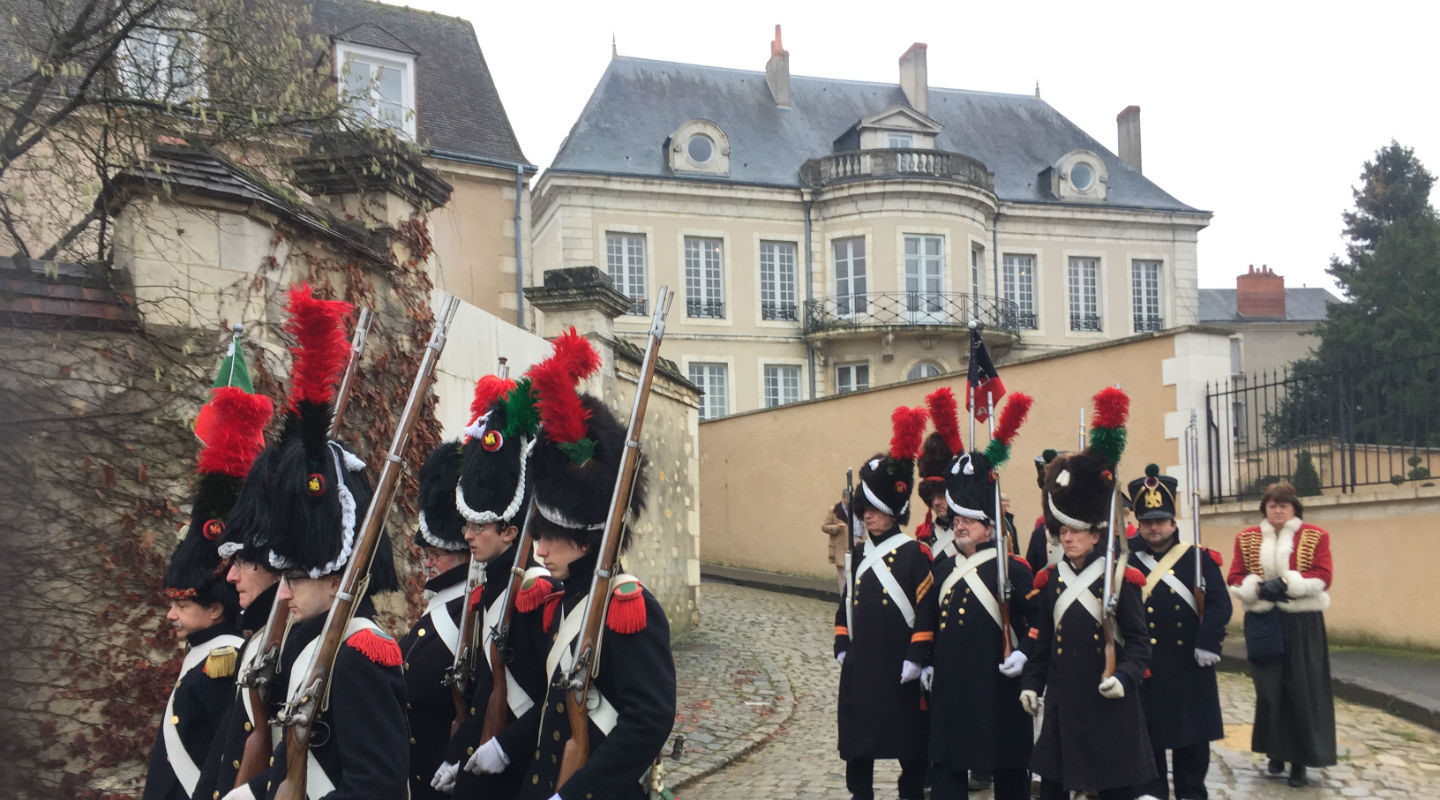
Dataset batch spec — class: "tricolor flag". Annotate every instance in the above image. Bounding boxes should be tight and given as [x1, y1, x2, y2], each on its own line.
[965, 326, 1006, 422]
[194, 325, 262, 447]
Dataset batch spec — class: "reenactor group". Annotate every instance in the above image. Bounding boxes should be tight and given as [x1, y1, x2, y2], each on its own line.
[142, 284, 675, 800]
[834, 385, 1236, 800]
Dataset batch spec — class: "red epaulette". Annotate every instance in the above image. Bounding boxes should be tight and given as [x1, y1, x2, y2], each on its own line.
[1207, 548, 1224, 567]
[1124, 566, 1146, 587]
[1010, 554, 1030, 567]
[469, 584, 485, 612]
[347, 628, 402, 667]
[1032, 566, 1052, 591]
[917, 542, 934, 562]
[607, 578, 647, 634]
[516, 575, 555, 613]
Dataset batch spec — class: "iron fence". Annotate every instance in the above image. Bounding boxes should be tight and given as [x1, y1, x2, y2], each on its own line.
[1204, 352, 1440, 503]
[802, 291, 1020, 335]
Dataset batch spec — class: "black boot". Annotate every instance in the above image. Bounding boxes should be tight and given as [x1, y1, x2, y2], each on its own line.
[1288, 764, 1307, 787]
[1267, 758, 1285, 776]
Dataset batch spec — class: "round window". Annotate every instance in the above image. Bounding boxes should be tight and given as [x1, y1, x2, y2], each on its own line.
[687, 134, 714, 165]
[1070, 162, 1094, 192]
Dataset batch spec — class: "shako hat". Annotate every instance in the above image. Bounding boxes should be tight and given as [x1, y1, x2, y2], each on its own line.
[1043, 387, 1130, 533]
[455, 371, 535, 530]
[1128, 464, 1178, 521]
[853, 405, 929, 527]
[916, 387, 962, 507]
[1034, 448, 1065, 489]
[415, 441, 467, 549]
[944, 393, 1033, 524]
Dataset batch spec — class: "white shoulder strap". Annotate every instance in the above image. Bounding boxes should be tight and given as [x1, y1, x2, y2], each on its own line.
[1053, 560, 1104, 624]
[162, 633, 244, 795]
[287, 617, 381, 799]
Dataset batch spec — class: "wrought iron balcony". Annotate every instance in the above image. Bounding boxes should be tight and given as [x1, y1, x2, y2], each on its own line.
[1069, 314, 1104, 332]
[803, 291, 1020, 336]
[761, 301, 798, 321]
[625, 296, 648, 316]
[687, 300, 725, 319]
[1133, 315, 1165, 332]
[799, 148, 995, 191]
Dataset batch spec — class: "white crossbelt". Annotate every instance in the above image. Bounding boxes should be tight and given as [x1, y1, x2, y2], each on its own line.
[1054, 560, 1105, 624]
[426, 581, 466, 659]
[937, 549, 1018, 647]
[931, 526, 958, 560]
[162, 633, 244, 795]
[481, 591, 535, 718]
[545, 595, 619, 735]
[1136, 543, 1198, 614]
[847, 533, 915, 634]
[287, 617, 381, 799]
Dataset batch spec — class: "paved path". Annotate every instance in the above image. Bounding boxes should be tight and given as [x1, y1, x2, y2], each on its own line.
[672, 582, 1440, 799]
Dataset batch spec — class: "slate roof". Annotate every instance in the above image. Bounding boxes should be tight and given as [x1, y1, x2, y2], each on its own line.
[1197, 287, 1343, 323]
[0, 256, 139, 330]
[550, 56, 1201, 213]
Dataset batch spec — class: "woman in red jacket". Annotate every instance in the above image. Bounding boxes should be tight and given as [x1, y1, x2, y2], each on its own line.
[1227, 481, 1336, 787]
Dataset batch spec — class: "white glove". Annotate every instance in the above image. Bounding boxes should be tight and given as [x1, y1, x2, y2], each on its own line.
[836, 651, 846, 666]
[221, 786, 256, 800]
[1098, 675, 1125, 699]
[997, 649, 1028, 678]
[464, 738, 510, 775]
[1019, 689, 1040, 716]
[920, 665, 935, 692]
[1194, 648, 1221, 668]
[900, 660, 922, 684]
[431, 760, 460, 793]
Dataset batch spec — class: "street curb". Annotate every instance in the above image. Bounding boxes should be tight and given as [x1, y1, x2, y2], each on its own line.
[701, 564, 838, 603]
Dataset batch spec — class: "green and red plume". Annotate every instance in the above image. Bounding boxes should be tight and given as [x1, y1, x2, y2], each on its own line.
[196, 386, 274, 478]
[468, 374, 517, 432]
[983, 392, 1033, 468]
[1089, 386, 1130, 466]
[890, 405, 929, 462]
[283, 283, 353, 411]
[531, 328, 603, 464]
[925, 387, 963, 454]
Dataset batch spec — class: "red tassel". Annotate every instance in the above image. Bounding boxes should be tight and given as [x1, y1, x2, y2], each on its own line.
[1124, 566, 1146, 587]
[195, 386, 274, 478]
[992, 393, 1033, 446]
[346, 628, 402, 667]
[606, 581, 647, 634]
[1209, 548, 1224, 567]
[284, 284, 353, 410]
[1033, 567, 1051, 590]
[515, 576, 554, 613]
[1091, 386, 1130, 431]
[924, 387, 963, 454]
[889, 405, 929, 461]
[468, 375, 518, 430]
[542, 596, 562, 633]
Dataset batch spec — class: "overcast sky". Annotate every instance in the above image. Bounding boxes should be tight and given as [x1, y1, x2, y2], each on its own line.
[414, 0, 1438, 295]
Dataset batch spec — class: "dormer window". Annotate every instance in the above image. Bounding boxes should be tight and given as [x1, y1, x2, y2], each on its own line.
[1051, 150, 1108, 202]
[887, 133, 915, 149]
[670, 120, 730, 175]
[336, 42, 416, 140]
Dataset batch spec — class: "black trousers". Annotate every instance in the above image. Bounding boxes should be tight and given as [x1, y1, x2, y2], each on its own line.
[845, 757, 927, 800]
[929, 764, 1027, 800]
[1135, 741, 1211, 799]
[1038, 779, 1131, 800]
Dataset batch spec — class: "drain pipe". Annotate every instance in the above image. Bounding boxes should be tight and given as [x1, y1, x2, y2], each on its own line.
[803, 193, 816, 400]
[991, 209, 1001, 320]
[514, 164, 525, 330]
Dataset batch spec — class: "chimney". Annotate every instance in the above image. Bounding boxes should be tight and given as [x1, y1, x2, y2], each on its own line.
[1236, 265, 1286, 319]
[766, 25, 790, 108]
[1117, 105, 1142, 173]
[899, 42, 928, 115]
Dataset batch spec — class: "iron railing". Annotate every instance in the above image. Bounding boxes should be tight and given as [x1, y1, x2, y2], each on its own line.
[625, 297, 648, 316]
[761, 301, 798, 321]
[799, 148, 995, 192]
[1133, 315, 1164, 332]
[686, 300, 725, 319]
[1204, 353, 1440, 502]
[803, 291, 1020, 336]
[1069, 313, 1103, 332]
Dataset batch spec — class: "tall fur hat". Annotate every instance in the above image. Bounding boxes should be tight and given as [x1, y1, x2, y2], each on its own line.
[455, 372, 534, 529]
[917, 387, 962, 506]
[853, 405, 929, 527]
[1043, 387, 1129, 534]
[415, 441, 467, 550]
[944, 393, 1032, 525]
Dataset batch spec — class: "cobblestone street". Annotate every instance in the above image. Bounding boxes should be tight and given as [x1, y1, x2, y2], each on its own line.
[670, 582, 1440, 800]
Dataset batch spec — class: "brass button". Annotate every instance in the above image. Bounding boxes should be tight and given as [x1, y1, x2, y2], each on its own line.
[244, 721, 253, 732]
[1055, 634, 1062, 642]
[533, 776, 540, 785]
[269, 757, 274, 766]
[406, 702, 412, 709]
[232, 760, 240, 769]
[959, 608, 965, 615]
[469, 706, 476, 714]
[418, 628, 427, 637]
[553, 730, 561, 740]
[1178, 639, 1184, 646]
[882, 599, 889, 606]
[1146, 607, 1154, 613]
[1149, 622, 1155, 629]
[1150, 638, 1158, 644]
[1169, 569, 1176, 575]
[556, 703, 564, 713]
[214, 793, 221, 800]
[171, 715, 180, 724]
[940, 622, 947, 630]
[410, 737, 416, 744]
[1177, 622, 1183, 628]
[1057, 647, 1063, 654]
[404, 662, 410, 671]
[1094, 633, 1100, 640]
[467, 747, 475, 755]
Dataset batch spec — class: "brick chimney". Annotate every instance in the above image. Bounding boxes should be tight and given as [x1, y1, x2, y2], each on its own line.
[766, 25, 790, 108]
[899, 43, 928, 115]
[1117, 105, 1142, 174]
[1236, 265, 1286, 318]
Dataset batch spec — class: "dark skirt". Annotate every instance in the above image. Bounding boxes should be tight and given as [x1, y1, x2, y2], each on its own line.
[1249, 610, 1337, 766]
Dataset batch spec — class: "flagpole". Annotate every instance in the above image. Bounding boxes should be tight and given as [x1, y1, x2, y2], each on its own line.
[968, 321, 977, 448]
[226, 323, 243, 387]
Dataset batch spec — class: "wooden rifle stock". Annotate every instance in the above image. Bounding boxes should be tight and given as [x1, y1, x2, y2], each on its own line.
[447, 557, 482, 736]
[480, 502, 536, 743]
[272, 294, 461, 800]
[556, 287, 673, 790]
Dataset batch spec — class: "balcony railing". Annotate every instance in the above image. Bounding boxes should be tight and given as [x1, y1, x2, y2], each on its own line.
[1069, 313, 1103, 332]
[1012, 310, 1038, 330]
[687, 300, 725, 319]
[799, 148, 995, 192]
[803, 291, 1020, 336]
[1133, 315, 1165, 332]
[625, 297, 648, 316]
[761, 301, 798, 321]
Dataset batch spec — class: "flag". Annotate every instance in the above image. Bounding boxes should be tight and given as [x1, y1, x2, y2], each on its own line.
[195, 326, 262, 447]
[966, 326, 1006, 422]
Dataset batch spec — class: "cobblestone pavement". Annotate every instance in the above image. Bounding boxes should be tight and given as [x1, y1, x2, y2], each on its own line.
[672, 582, 1440, 800]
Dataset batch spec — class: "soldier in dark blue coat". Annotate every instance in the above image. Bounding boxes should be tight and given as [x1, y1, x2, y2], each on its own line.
[1127, 465, 1232, 800]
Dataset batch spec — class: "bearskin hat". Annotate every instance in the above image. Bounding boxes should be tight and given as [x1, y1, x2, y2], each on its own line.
[1043, 387, 1130, 534]
[943, 393, 1032, 526]
[1128, 463, 1178, 521]
[853, 405, 928, 527]
[415, 441, 467, 550]
[456, 373, 534, 529]
[917, 387, 962, 507]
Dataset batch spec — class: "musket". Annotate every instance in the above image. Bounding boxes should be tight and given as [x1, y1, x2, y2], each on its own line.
[845, 468, 857, 545]
[989, 391, 1014, 659]
[1078, 407, 1086, 450]
[1185, 410, 1206, 620]
[844, 468, 855, 638]
[1099, 480, 1122, 680]
[556, 286, 673, 789]
[272, 293, 461, 800]
[234, 305, 373, 788]
[479, 501, 537, 743]
[444, 357, 511, 736]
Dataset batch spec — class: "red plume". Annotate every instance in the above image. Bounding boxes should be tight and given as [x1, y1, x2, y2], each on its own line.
[196, 386, 274, 477]
[1092, 386, 1130, 430]
[530, 329, 601, 445]
[284, 284, 353, 410]
[468, 374, 517, 428]
[889, 405, 929, 461]
[992, 392, 1033, 446]
[924, 387, 963, 454]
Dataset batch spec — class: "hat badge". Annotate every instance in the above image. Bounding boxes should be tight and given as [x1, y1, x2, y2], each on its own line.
[306, 472, 325, 497]
[480, 429, 503, 452]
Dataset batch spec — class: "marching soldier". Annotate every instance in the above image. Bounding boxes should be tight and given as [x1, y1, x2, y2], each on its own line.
[1127, 464, 1231, 800]
[914, 393, 1036, 800]
[835, 405, 932, 800]
[1025, 449, 1063, 572]
[1019, 388, 1156, 800]
[401, 441, 472, 800]
[915, 387, 963, 560]
[222, 285, 408, 800]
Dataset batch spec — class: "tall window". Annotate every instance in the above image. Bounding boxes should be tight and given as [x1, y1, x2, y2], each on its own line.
[971, 244, 986, 319]
[903, 235, 944, 323]
[1068, 256, 1101, 331]
[763, 364, 802, 408]
[688, 363, 729, 420]
[907, 361, 943, 380]
[835, 362, 870, 394]
[833, 238, 867, 316]
[337, 43, 416, 139]
[1002, 254, 1037, 329]
[759, 241, 798, 321]
[684, 237, 725, 318]
[605, 232, 648, 315]
[116, 11, 205, 103]
[1132, 259, 1163, 332]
